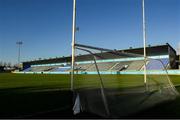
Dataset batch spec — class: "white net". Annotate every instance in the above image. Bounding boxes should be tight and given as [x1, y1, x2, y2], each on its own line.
[72, 44, 179, 117]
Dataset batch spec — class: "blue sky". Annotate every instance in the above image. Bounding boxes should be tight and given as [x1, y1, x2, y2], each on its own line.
[0, 0, 180, 64]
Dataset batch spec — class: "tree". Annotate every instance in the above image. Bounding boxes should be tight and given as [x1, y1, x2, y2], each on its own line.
[0, 61, 3, 67]
[7, 62, 11, 67]
[3, 62, 7, 67]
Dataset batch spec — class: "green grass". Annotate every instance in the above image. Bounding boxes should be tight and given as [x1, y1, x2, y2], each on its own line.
[0, 73, 73, 118]
[0, 73, 178, 90]
[0, 73, 180, 118]
[0, 73, 70, 89]
[74, 74, 178, 89]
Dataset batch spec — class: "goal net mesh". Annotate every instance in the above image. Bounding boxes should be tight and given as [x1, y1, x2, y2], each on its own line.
[72, 43, 179, 117]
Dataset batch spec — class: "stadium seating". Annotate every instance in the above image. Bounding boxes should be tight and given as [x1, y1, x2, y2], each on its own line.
[33, 66, 53, 72]
[51, 66, 71, 72]
[23, 65, 71, 72]
[86, 62, 116, 71]
[83, 60, 143, 72]
[146, 58, 169, 70]
[75, 63, 93, 71]
[110, 61, 132, 71]
[126, 60, 144, 71]
[23, 58, 169, 73]
[23, 67, 32, 72]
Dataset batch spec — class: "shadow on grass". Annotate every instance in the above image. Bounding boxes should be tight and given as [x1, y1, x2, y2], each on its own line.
[74, 86, 179, 119]
[0, 86, 101, 119]
[0, 87, 74, 118]
[0, 85, 180, 119]
[129, 97, 180, 119]
[128, 86, 180, 119]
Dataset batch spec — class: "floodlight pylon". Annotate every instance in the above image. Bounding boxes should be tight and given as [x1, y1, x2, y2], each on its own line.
[16, 41, 23, 67]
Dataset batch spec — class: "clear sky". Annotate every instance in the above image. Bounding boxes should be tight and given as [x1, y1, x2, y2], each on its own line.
[0, 0, 180, 64]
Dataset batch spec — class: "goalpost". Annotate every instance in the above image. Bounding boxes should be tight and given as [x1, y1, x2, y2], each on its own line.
[142, 0, 148, 91]
[71, 0, 148, 92]
[71, 0, 76, 91]
[71, 0, 179, 117]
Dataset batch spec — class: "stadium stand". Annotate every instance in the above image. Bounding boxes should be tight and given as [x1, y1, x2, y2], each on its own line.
[21, 43, 179, 73]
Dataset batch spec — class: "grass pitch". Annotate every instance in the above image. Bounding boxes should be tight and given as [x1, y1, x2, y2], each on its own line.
[0, 73, 72, 118]
[0, 73, 180, 118]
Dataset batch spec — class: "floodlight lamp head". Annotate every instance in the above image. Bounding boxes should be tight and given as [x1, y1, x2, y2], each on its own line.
[16, 41, 23, 45]
[76, 27, 79, 32]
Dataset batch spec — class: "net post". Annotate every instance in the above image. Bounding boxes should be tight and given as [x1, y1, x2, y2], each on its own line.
[71, 0, 76, 91]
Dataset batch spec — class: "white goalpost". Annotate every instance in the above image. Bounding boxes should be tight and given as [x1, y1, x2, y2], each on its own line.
[71, 0, 76, 91]
[71, 0, 148, 92]
[70, 0, 179, 117]
[142, 0, 148, 91]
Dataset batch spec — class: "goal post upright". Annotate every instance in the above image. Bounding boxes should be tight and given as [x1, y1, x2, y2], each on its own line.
[71, 0, 76, 91]
[142, 0, 148, 91]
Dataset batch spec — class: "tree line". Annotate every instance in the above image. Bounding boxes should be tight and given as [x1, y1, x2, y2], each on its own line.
[0, 61, 12, 67]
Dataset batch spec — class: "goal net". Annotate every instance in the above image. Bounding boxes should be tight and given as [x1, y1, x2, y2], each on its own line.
[72, 43, 179, 117]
